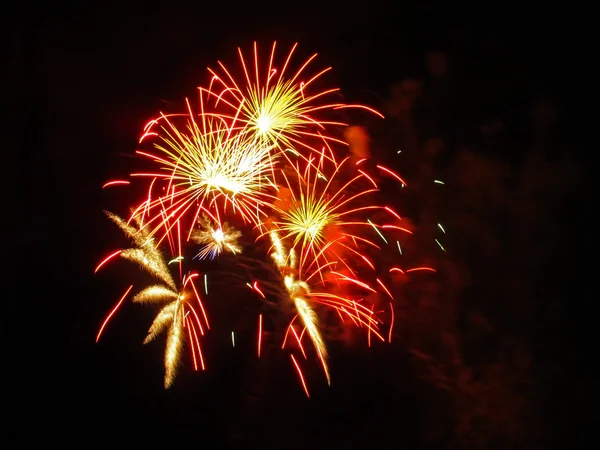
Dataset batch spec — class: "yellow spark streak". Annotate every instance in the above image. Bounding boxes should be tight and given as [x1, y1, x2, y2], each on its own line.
[164, 303, 184, 388]
[293, 296, 330, 384]
[269, 229, 330, 385]
[105, 211, 175, 289]
[133, 285, 179, 304]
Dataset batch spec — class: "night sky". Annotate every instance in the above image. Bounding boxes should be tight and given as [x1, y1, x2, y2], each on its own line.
[11, 2, 593, 448]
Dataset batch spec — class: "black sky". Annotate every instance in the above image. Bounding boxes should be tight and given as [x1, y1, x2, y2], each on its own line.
[11, 1, 593, 448]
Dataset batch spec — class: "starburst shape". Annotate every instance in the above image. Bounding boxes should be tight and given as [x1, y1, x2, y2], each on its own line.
[191, 214, 242, 259]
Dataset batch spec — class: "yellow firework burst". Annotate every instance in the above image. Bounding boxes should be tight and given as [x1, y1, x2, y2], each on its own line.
[206, 41, 382, 160]
[133, 111, 280, 241]
[267, 157, 390, 279]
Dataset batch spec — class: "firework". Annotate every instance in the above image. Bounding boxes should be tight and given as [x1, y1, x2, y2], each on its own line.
[132, 110, 280, 242]
[191, 214, 242, 259]
[104, 211, 176, 289]
[264, 154, 412, 284]
[136, 273, 208, 388]
[97, 211, 209, 388]
[266, 227, 387, 389]
[96, 40, 437, 393]
[205, 41, 383, 162]
[267, 228, 330, 383]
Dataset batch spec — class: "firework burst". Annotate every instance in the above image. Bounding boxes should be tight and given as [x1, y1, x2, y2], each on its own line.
[131, 108, 280, 243]
[205, 41, 383, 160]
[264, 155, 410, 283]
[191, 214, 242, 260]
[96, 40, 437, 393]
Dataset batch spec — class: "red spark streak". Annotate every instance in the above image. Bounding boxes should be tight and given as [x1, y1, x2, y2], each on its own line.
[406, 267, 436, 273]
[186, 316, 199, 371]
[257, 314, 263, 358]
[290, 354, 310, 398]
[252, 281, 266, 299]
[376, 165, 407, 186]
[102, 180, 130, 188]
[376, 278, 394, 299]
[94, 250, 122, 273]
[388, 302, 395, 343]
[96, 285, 133, 343]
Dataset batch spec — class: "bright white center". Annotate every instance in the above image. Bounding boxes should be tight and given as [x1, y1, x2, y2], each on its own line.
[257, 114, 272, 134]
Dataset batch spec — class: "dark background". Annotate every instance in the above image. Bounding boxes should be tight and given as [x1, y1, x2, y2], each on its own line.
[11, 1, 593, 448]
